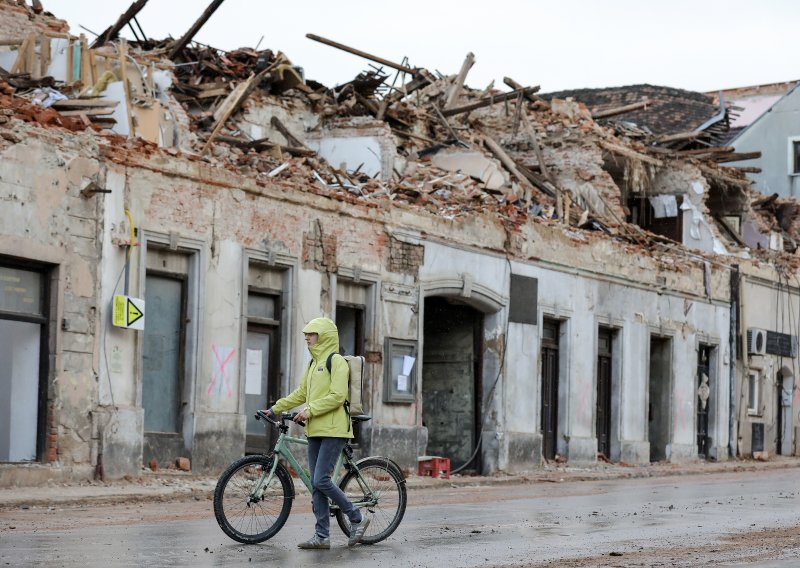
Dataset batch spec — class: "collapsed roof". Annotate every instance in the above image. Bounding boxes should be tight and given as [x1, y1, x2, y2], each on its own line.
[1, 0, 799, 271]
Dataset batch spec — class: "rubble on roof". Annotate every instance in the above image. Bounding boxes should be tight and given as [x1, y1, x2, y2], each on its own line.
[3, 0, 800, 270]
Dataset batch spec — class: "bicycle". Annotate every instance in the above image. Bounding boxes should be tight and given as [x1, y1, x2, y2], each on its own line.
[213, 410, 407, 545]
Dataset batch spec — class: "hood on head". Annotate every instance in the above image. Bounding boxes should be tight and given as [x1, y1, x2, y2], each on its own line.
[302, 317, 339, 359]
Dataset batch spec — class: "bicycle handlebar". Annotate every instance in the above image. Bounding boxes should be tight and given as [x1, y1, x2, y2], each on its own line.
[254, 410, 305, 427]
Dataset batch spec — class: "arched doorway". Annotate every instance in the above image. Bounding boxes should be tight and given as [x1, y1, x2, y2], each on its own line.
[422, 296, 484, 472]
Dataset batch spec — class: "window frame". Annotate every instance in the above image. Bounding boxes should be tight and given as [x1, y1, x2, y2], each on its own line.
[383, 337, 417, 403]
[747, 370, 761, 416]
[788, 137, 800, 175]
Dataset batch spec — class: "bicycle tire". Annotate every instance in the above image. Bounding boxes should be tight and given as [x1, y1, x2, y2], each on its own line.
[335, 456, 407, 545]
[213, 455, 294, 544]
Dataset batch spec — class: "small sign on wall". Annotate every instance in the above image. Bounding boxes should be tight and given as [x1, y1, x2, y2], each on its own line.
[112, 295, 145, 330]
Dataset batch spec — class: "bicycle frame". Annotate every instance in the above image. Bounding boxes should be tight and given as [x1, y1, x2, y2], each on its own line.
[253, 414, 378, 511]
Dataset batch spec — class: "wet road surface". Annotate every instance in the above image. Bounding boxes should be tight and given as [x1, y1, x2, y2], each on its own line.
[1, 467, 799, 567]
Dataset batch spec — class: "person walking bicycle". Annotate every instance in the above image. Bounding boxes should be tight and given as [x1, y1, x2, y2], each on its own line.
[265, 317, 370, 549]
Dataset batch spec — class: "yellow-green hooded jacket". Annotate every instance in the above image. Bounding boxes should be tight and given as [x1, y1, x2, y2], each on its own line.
[270, 317, 352, 438]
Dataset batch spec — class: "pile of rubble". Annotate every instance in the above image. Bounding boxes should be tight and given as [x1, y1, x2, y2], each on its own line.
[1, 0, 798, 265]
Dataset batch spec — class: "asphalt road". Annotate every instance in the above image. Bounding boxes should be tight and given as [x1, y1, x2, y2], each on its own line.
[1, 468, 799, 567]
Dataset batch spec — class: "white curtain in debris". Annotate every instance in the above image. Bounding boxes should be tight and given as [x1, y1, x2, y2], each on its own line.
[649, 194, 678, 218]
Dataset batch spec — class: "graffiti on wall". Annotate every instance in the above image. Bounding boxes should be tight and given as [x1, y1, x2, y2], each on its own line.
[208, 344, 235, 399]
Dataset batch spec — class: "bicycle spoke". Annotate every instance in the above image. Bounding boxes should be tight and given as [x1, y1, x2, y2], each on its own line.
[214, 456, 292, 544]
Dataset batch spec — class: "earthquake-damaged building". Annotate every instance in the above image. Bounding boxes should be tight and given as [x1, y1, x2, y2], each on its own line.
[1, 0, 799, 485]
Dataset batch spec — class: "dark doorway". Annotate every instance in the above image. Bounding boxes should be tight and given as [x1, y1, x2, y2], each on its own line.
[336, 304, 365, 357]
[142, 273, 188, 466]
[245, 291, 281, 454]
[422, 297, 482, 472]
[648, 337, 672, 462]
[776, 370, 784, 456]
[541, 319, 560, 461]
[696, 345, 711, 458]
[336, 302, 365, 445]
[596, 327, 613, 459]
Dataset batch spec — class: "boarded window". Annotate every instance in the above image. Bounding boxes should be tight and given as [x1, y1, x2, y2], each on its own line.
[509, 275, 538, 325]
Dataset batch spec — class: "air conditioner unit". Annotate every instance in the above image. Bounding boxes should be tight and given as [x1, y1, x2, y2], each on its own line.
[746, 328, 767, 356]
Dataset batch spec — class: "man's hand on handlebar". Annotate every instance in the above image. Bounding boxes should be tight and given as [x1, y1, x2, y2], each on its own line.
[293, 408, 308, 424]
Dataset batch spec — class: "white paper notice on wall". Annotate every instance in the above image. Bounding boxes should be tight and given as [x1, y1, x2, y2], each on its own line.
[402, 355, 416, 376]
[245, 349, 263, 395]
[397, 374, 409, 392]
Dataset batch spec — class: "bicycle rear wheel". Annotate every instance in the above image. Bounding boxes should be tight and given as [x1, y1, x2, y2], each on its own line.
[213, 455, 293, 544]
[335, 456, 407, 545]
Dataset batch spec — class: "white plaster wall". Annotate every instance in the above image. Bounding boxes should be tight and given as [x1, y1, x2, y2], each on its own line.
[509, 259, 730, 461]
[200, 240, 243, 413]
[419, 242, 508, 293]
[504, 322, 539, 434]
[98, 168, 138, 407]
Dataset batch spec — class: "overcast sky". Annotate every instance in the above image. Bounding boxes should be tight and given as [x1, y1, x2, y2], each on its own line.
[46, 0, 798, 94]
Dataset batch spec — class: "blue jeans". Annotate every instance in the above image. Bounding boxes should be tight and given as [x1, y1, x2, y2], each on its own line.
[307, 437, 362, 538]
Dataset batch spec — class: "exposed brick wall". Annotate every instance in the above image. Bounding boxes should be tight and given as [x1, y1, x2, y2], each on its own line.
[0, 1, 70, 40]
[388, 236, 424, 276]
[45, 400, 57, 463]
[302, 219, 337, 273]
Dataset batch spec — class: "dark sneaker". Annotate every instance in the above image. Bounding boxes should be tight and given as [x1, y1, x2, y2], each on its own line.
[347, 517, 371, 547]
[298, 534, 330, 549]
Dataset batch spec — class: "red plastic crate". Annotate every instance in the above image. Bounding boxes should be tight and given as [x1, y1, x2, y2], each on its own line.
[417, 456, 450, 479]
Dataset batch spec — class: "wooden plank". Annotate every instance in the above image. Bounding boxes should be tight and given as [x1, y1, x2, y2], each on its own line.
[58, 107, 117, 116]
[441, 86, 540, 117]
[197, 87, 229, 98]
[91, 0, 149, 48]
[481, 133, 535, 203]
[306, 33, 416, 74]
[270, 116, 305, 148]
[202, 59, 282, 155]
[10, 33, 33, 74]
[653, 130, 709, 144]
[119, 38, 135, 137]
[40, 36, 50, 78]
[599, 140, 664, 167]
[731, 166, 761, 173]
[675, 146, 735, 156]
[89, 49, 98, 87]
[444, 52, 475, 110]
[168, 0, 226, 59]
[80, 34, 91, 87]
[521, 111, 556, 186]
[591, 99, 650, 119]
[65, 40, 73, 84]
[713, 151, 761, 163]
[52, 98, 119, 108]
[0, 39, 25, 47]
[503, 77, 541, 103]
[26, 34, 36, 77]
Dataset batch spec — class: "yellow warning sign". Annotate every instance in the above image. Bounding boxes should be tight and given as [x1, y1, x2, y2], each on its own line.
[112, 295, 145, 330]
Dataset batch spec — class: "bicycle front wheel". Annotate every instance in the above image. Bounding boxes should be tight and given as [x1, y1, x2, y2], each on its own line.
[335, 456, 407, 545]
[213, 455, 294, 544]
